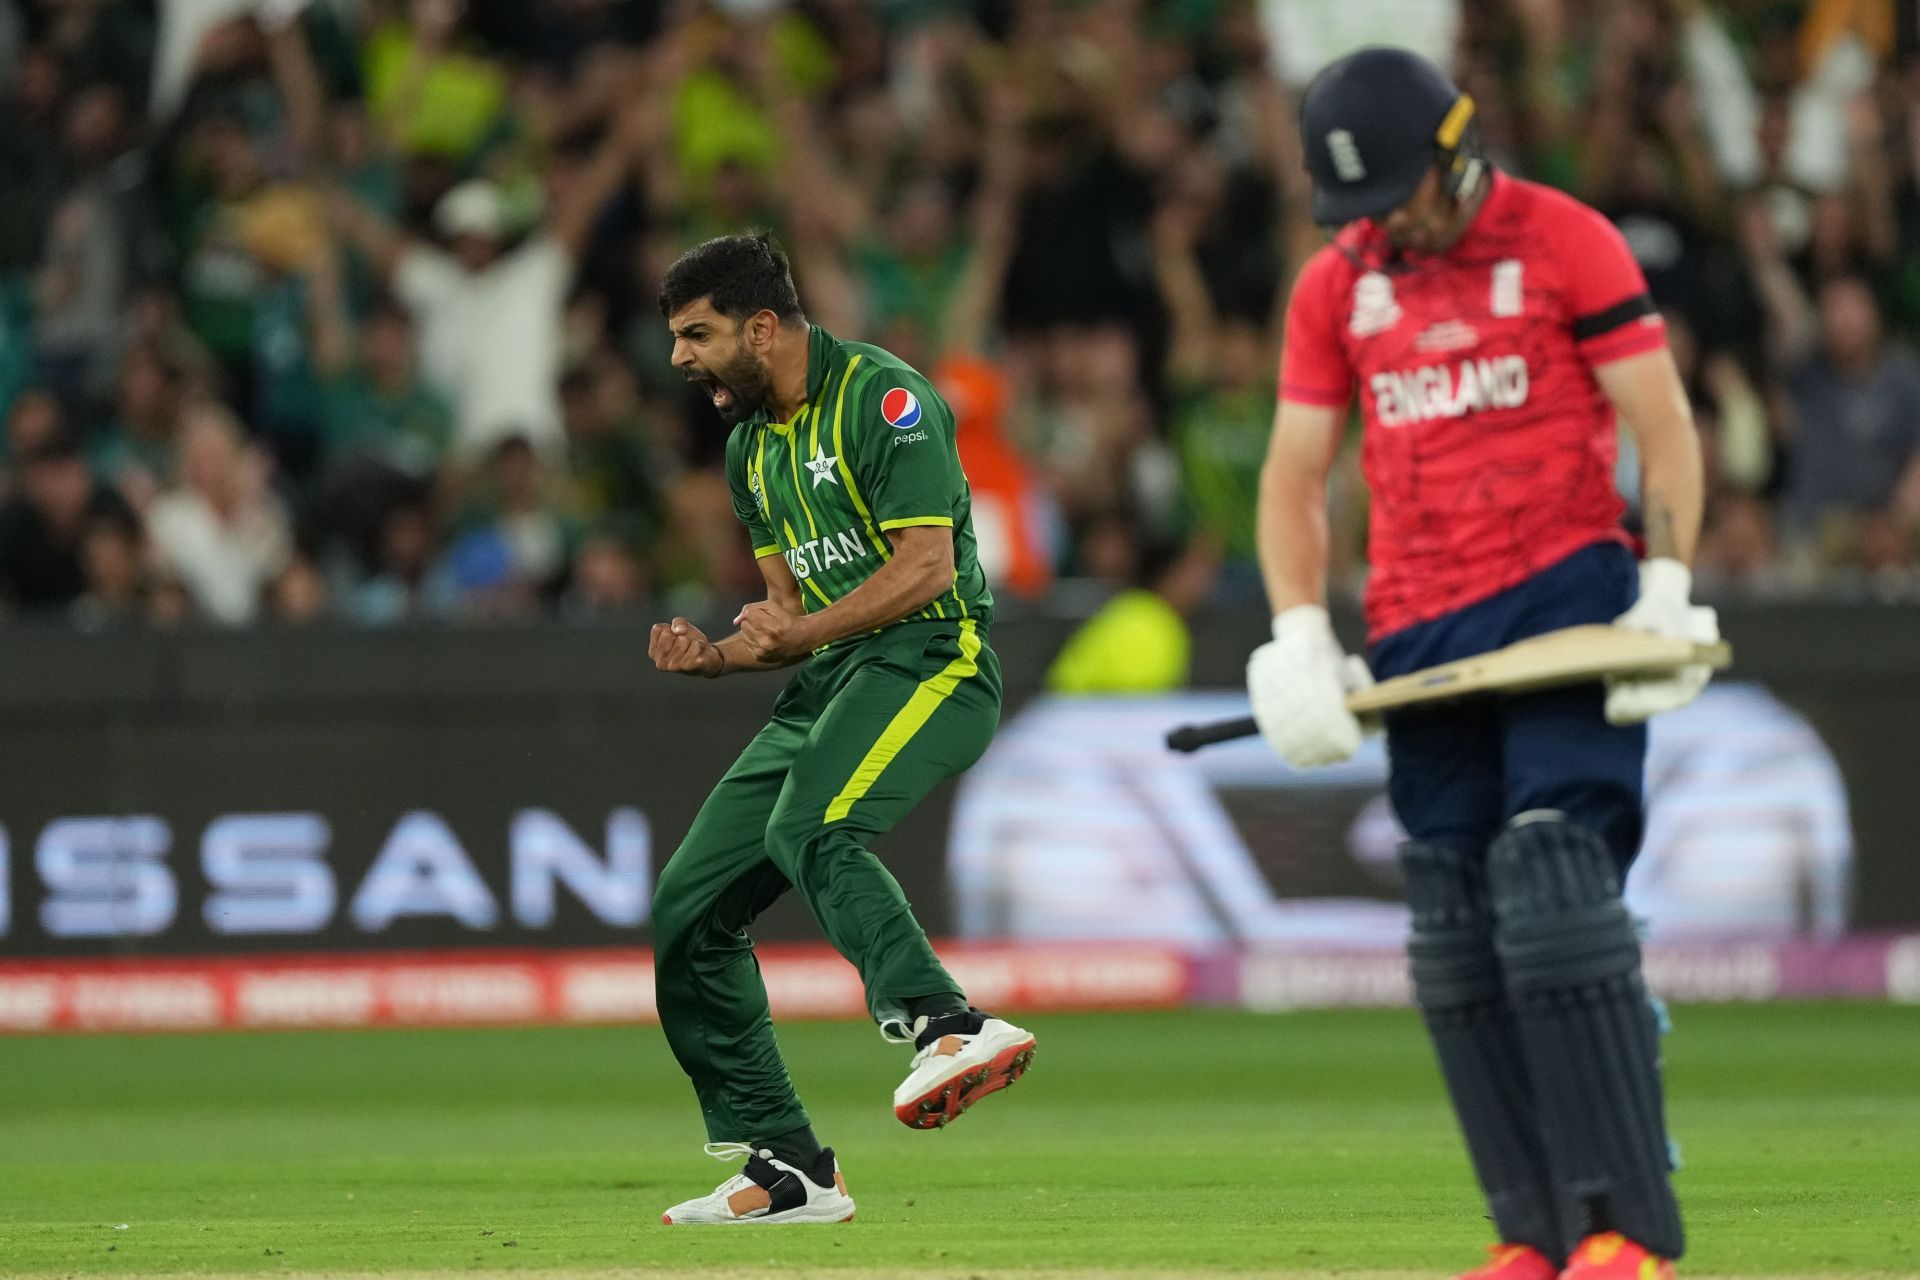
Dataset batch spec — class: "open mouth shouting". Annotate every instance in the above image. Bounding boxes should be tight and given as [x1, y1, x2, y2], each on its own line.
[684, 371, 730, 414]
[685, 358, 769, 425]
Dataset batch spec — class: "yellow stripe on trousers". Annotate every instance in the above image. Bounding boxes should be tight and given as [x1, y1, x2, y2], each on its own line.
[823, 618, 981, 824]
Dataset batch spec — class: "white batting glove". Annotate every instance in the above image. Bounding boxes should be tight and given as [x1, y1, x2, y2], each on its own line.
[1604, 557, 1720, 725]
[1247, 604, 1374, 768]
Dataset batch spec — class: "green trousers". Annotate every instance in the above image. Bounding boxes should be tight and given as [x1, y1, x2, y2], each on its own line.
[653, 618, 1003, 1143]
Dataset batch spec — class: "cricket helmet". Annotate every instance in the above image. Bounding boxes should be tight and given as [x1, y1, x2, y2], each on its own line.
[1298, 46, 1484, 227]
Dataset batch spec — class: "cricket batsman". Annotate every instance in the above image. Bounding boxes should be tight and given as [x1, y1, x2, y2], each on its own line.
[1252, 48, 1718, 1280]
[646, 233, 1035, 1225]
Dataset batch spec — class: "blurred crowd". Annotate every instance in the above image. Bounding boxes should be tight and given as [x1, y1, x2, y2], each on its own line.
[2, 0, 1920, 631]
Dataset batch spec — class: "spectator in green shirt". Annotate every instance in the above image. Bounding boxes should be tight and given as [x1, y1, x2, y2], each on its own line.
[170, 113, 271, 403]
[853, 177, 971, 351]
[558, 356, 665, 560]
[298, 244, 454, 584]
[314, 292, 454, 479]
[1151, 197, 1274, 573]
[361, 0, 510, 162]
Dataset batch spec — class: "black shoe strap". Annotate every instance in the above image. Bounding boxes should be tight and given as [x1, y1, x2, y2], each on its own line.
[744, 1153, 809, 1213]
[914, 1006, 988, 1050]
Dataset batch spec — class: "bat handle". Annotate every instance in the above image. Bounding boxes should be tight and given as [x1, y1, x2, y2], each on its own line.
[1165, 716, 1261, 753]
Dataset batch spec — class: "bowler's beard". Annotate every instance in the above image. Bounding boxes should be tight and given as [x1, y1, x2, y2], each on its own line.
[710, 348, 773, 425]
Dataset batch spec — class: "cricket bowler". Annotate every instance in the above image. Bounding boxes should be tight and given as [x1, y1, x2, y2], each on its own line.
[1253, 48, 1718, 1280]
[646, 233, 1034, 1225]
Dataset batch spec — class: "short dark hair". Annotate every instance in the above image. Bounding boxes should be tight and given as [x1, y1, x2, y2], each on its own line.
[657, 231, 804, 324]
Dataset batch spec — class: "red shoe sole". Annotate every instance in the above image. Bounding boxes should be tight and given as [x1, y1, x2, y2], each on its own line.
[894, 1038, 1036, 1130]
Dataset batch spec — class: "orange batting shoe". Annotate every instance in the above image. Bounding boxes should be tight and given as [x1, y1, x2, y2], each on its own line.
[1454, 1243, 1559, 1280]
[1560, 1232, 1675, 1280]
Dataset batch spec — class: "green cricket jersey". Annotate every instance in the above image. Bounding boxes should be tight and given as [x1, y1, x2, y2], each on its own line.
[724, 326, 993, 639]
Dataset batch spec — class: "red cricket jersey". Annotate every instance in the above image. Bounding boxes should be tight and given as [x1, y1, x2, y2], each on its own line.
[1280, 171, 1667, 641]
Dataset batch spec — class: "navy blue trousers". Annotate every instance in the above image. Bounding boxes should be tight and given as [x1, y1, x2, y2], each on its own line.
[1370, 541, 1647, 865]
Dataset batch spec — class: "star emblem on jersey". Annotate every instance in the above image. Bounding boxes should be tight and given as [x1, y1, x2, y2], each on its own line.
[805, 444, 840, 487]
[881, 387, 923, 430]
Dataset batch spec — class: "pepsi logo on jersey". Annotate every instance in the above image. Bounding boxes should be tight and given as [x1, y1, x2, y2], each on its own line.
[881, 387, 923, 429]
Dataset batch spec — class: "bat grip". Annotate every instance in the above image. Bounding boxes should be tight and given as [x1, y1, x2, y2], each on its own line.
[1164, 716, 1260, 753]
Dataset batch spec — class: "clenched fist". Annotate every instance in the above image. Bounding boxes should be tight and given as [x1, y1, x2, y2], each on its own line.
[735, 600, 818, 663]
[649, 617, 723, 677]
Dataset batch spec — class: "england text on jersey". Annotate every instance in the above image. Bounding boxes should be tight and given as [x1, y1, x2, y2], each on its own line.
[1280, 171, 1666, 640]
[1369, 355, 1530, 426]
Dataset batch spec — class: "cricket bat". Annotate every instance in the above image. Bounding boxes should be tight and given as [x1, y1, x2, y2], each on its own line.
[1164, 624, 1732, 754]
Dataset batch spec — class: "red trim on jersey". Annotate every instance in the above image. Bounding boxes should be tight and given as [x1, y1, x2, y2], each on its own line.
[1578, 314, 1669, 366]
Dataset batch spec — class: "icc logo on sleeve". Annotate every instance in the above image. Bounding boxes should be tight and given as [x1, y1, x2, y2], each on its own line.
[1349, 272, 1402, 337]
[882, 388, 923, 430]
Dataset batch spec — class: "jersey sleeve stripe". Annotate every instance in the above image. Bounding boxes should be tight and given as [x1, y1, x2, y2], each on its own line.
[878, 515, 955, 530]
[1580, 317, 1668, 366]
[1572, 292, 1658, 341]
[753, 544, 779, 559]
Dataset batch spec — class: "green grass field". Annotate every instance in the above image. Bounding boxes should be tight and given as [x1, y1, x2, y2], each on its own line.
[0, 1005, 1914, 1279]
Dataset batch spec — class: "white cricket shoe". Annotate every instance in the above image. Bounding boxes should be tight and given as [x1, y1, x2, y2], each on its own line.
[659, 1143, 855, 1225]
[889, 1008, 1037, 1130]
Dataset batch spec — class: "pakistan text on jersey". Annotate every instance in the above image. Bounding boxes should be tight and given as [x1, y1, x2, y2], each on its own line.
[785, 528, 871, 580]
[1369, 355, 1530, 426]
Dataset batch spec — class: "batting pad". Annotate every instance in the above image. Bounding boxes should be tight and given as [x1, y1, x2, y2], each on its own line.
[1403, 840, 1565, 1261]
[1489, 814, 1685, 1260]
